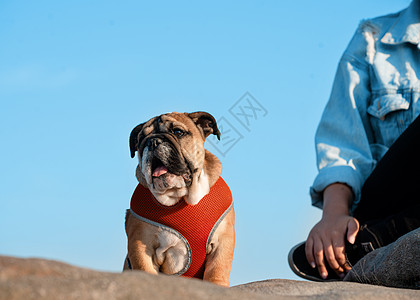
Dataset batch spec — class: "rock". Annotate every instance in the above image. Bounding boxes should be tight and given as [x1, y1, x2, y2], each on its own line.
[235, 279, 419, 300]
[1, 256, 419, 300]
[0, 256, 272, 300]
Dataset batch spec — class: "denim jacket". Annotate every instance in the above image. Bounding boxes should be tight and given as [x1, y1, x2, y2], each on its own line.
[311, 0, 420, 213]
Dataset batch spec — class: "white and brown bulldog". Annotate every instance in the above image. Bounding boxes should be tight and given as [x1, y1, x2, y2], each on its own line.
[124, 111, 235, 287]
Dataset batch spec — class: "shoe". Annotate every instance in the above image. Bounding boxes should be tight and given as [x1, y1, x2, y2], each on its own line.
[288, 242, 342, 282]
[345, 223, 382, 267]
[288, 224, 382, 282]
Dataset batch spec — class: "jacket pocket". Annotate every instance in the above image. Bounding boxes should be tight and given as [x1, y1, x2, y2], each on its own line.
[367, 94, 410, 147]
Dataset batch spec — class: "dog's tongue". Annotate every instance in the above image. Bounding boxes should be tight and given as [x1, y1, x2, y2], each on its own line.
[152, 165, 168, 177]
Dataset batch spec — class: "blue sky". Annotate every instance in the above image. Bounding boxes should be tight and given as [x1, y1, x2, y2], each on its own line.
[0, 0, 411, 285]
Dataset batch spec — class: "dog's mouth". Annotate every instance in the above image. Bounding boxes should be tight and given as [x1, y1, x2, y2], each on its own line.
[151, 157, 169, 178]
[149, 155, 192, 187]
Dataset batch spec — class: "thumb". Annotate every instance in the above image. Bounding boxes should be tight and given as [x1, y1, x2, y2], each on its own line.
[347, 218, 360, 244]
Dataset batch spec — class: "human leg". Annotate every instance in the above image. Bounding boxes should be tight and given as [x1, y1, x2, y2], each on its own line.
[344, 228, 420, 289]
[354, 114, 420, 222]
[348, 114, 420, 265]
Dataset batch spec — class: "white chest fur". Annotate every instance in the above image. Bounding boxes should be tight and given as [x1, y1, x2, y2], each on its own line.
[153, 228, 190, 275]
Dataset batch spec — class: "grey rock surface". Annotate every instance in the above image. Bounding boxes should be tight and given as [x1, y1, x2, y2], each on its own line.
[235, 279, 419, 299]
[1, 256, 419, 300]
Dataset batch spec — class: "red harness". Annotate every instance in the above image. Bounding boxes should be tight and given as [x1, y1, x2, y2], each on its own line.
[129, 176, 233, 278]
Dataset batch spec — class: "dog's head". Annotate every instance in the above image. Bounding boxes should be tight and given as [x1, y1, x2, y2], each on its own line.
[130, 112, 221, 206]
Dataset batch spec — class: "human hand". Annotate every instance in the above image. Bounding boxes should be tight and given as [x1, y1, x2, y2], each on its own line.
[305, 214, 359, 279]
[305, 183, 359, 279]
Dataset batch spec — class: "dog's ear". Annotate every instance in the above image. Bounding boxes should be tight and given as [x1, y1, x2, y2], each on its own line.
[188, 111, 221, 140]
[129, 123, 145, 158]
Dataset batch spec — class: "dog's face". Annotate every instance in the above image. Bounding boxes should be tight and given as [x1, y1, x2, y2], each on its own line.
[130, 112, 220, 206]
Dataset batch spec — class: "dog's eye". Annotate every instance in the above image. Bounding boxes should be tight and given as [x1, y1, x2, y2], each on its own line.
[172, 128, 185, 137]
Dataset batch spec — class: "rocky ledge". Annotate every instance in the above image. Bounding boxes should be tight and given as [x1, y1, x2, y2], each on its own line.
[1, 256, 418, 300]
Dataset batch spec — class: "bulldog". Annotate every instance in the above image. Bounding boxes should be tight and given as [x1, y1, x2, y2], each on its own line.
[124, 111, 235, 287]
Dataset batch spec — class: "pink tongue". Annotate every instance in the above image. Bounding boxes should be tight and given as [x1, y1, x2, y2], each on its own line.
[152, 165, 168, 177]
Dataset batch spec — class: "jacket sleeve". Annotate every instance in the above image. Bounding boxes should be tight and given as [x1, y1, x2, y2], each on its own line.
[310, 24, 376, 214]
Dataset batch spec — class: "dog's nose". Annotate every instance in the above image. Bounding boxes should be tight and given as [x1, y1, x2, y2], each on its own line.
[148, 138, 162, 150]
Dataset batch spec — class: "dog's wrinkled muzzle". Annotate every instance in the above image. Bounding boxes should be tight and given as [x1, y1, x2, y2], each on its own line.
[141, 135, 192, 187]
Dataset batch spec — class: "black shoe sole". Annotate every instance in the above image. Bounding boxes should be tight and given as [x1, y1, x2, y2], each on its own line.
[288, 242, 342, 282]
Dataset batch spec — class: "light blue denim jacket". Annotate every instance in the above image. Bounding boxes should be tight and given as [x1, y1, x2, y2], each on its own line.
[311, 0, 420, 213]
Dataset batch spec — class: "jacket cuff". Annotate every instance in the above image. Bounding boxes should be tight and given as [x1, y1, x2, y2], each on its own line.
[310, 166, 363, 215]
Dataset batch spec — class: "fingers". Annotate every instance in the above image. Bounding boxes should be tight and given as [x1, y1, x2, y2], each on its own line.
[347, 218, 360, 244]
[305, 237, 316, 269]
[327, 219, 360, 275]
[326, 244, 345, 272]
[306, 233, 329, 279]
[306, 217, 358, 279]
[307, 233, 348, 279]
[313, 238, 328, 279]
[331, 237, 348, 275]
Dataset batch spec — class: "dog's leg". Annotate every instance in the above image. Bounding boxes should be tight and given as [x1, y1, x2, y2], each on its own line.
[125, 211, 160, 274]
[203, 208, 235, 287]
[127, 240, 159, 274]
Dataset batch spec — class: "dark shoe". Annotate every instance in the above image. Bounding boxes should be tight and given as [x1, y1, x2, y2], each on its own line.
[345, 223, 382, 267]
[350, 204, 420, 266]
[288, 242, 342, 282]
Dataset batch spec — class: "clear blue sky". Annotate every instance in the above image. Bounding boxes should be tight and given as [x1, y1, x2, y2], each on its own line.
[0, 0, 411, 285]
